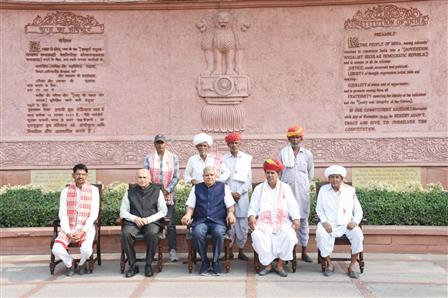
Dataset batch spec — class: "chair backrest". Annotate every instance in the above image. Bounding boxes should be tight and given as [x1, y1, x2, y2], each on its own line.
[252, 182, 261, 190]
[93, 183, 103, 224]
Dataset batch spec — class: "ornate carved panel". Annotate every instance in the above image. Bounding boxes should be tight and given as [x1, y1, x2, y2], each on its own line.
[196, 11, 252, 133]
[344, 5, 429, 30]
[25, 11, 105, 35]
[1, 137, 446, 169]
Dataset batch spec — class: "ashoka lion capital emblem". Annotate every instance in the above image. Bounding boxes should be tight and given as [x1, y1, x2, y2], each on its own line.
[196, 11, 251, 132]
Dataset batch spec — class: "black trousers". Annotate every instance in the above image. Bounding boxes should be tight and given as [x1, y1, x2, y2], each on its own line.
[121, 222, 161, 266]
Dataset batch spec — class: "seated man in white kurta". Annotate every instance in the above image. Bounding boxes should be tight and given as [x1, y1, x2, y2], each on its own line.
[316, 165, 364, 279]
[248, 159, 301, 277]
[52, 163, 100, 276]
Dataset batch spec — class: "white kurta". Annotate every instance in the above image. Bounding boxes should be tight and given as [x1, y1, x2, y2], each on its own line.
[184, 154, 230, 184]
[278, 145, 314, 218]
[248, 181, 300, 265]
[315, 183, 364, 257]
[52, 185, 100, 267]
[223, 151, 253, 248]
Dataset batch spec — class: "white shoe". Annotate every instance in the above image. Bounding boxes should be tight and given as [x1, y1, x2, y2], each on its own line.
[169, 249, 178, 262]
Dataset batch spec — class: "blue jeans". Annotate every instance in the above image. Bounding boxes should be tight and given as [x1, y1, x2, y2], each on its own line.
[191, 221, 226, 264]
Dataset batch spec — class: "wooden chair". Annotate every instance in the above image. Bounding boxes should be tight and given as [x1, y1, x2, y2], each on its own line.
[118, 184, 170, 274]
[117, 217, 169, 273]
[186, 223, 232, 273]
[315, 182, 365, 273]
[49, 183, 103, 274]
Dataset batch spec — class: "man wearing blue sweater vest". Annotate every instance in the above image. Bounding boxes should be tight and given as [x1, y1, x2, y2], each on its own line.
[182, 166, 236, 276]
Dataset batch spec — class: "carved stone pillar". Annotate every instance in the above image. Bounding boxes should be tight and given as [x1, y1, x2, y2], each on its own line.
[196, 11, 251, 132]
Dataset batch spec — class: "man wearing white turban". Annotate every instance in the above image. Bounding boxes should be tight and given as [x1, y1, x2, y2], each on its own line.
[184, 133, 230, 185]
[316, 165, 363, 279]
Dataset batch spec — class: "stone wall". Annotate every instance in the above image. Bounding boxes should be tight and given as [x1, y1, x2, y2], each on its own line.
[1, 0, 447, 187]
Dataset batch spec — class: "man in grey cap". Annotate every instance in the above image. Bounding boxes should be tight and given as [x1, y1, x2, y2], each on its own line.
[144, 134, 180, 262]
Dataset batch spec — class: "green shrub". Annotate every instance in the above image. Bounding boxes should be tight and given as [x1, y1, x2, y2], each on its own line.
[174, 181, 191, 225]
[0, 183, 446, 227]
[0, 186, 59, 227]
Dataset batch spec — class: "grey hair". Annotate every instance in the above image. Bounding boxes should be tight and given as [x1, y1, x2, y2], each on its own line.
[203, 166, 216, 175]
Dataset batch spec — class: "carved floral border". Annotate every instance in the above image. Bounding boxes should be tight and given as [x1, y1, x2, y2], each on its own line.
[0, 137, 446, 169]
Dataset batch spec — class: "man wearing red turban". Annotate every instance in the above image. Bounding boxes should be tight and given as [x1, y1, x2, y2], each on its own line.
[223, 132, 252, 261]
[278, 125, 315, 263]
[248, 159, 301, 277]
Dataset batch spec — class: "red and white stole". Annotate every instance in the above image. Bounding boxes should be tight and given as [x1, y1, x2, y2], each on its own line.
[55, 182, 93, 248]
[258, 182, 288, 234]
[148, 151, 175, 205]
[208, 152, 223, 178]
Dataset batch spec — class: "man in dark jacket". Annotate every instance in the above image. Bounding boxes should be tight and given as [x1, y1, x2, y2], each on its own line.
[181, 166, 236, 276]
[120, 169, 167, 278]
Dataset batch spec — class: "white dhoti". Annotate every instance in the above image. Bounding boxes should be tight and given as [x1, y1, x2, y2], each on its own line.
[231, 217, 249, 249]
[52, 229, 96, 267]
[316, 223, 363, 258]
[251, 227, 298, 266]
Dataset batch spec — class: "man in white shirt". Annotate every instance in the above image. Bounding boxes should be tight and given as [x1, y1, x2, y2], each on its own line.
[278, 125, 314, 262]
[52, 163, 100, 276]
[223, 132, 252, 261]
[181, 166, 236, 276]
[184, 132, 230, 184]
[248, 159, 301, 277]
[316, 165, 363, 279]
[120, 169, 167, 278]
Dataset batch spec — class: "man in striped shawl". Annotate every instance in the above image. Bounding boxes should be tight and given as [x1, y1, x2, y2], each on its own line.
[52, 164, 100, 276]
[143, 134, 180, 262]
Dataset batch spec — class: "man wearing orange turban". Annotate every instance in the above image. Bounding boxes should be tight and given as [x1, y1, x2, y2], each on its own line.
[248, 159, 301, 277]
[223, 132, 253, 261]
[278, 125, 315, 263]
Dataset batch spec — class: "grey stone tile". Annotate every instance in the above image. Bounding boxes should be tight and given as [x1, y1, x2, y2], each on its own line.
[367, 283, 448, 298]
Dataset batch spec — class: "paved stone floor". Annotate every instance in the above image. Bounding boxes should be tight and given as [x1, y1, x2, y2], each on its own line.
[1, 253, 447, 297]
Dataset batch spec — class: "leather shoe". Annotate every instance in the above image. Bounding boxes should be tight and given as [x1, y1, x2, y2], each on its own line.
[323, 266, 335, 277]
[301, 254, 313, 263]
[274, 268, 288, 277]
[77, 262, 88, 275]
[65, 265, 76, 277]
[65, 260, 76, 277]
[258, 267, 273, 276]
[238, 252, 249, 261]
[145, 264, 153, 277]
[125, 264, 139, 278]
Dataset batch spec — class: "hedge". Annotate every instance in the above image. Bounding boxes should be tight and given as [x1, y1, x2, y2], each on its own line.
[0, 183, 447, 228]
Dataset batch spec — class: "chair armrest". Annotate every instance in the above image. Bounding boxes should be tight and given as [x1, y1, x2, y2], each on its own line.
[359, 217, 367, 227]
[48, 218, 60, 227]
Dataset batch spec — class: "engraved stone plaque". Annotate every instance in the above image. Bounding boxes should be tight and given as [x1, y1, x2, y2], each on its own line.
[352, 167, 421, 188]
[31, 169, 97, 191]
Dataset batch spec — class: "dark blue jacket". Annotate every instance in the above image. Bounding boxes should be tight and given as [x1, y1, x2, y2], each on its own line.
[192, 181, 227, 227]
